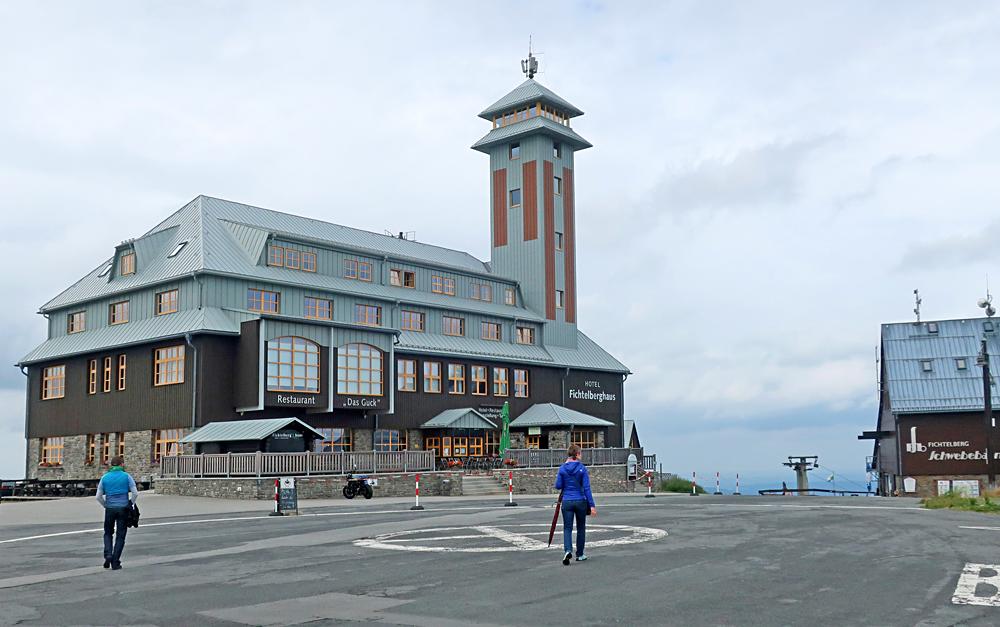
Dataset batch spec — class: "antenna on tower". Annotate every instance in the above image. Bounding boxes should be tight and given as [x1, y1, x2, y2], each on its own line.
[521, 37, 538, 79]
[978, 276, 996, 317]
[913, 289, 922, 323]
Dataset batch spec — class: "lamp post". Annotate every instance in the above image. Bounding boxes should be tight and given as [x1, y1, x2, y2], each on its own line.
[978, 339, 995, 484]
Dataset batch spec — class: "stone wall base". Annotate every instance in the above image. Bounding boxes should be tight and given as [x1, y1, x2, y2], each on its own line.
[895, 474, 990, 498]
[155, 471, 464, 500]
[493, 465, 631, 495]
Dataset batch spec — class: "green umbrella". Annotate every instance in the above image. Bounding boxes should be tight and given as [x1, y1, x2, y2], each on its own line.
[499, 401, 511, 456]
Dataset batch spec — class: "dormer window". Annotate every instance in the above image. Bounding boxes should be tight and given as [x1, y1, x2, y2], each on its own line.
[119, 252, 135, 276]
[986, 321, 995, 333]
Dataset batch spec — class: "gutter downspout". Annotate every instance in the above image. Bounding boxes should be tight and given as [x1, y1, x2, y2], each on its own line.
[19, 365, 29, 479]
[184, 333, 198, 432]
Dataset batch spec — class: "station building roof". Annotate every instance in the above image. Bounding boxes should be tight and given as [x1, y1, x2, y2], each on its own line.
[882, 317, 1000, 414]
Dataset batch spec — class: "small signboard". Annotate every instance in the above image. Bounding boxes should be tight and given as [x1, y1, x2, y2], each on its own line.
[528, 426, 541, 435]
[279, 477, 298, 514]
[937, 479, 981, 497]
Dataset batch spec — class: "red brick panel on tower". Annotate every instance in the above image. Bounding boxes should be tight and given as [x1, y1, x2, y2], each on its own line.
[563, 167, 576, 323]
[543, 161, 556, 320]
[523, 160, 538, 241]
[492, 168, 507, 247]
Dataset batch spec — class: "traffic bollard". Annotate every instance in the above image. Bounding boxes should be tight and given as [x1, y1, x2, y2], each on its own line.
[714, 471, 723, 495]
[505, 470, 518, 507]
[690, 471, 699, 496]
[410, 473, 425, 510]
[645, 471, 655, 498]
[734, 473, 742, 496]
[269, 478, 283, 516]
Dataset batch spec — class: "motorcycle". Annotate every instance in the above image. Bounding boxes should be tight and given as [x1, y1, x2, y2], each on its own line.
[343, 472, 374, 499]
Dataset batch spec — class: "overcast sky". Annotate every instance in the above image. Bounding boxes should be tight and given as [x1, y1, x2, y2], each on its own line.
[2, 2, 999, 488]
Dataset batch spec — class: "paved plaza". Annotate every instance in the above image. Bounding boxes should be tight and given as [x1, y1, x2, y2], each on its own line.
[4, 493, 1000, 625]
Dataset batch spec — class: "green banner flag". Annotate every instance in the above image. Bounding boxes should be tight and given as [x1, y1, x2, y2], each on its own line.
[499, 401, 511, 455]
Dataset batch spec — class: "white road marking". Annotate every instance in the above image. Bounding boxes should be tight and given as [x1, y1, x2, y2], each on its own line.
[354, 523, 667, 553]
[0, 506, 510, 545]
[960, 526, 1000, 532]
[952, 563, 1000, 607]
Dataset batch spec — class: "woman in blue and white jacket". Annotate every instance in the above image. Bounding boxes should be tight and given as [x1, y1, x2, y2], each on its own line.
[554, 443, 597, 565]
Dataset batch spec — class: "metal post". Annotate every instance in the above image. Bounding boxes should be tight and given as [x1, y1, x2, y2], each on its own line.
[714, 471, 722, 495]
[734, 473, 742, 496]
[982, 339, 995, 484]
[645, 471, 655, 498]
[505, 470, 518, 506]
[691, 471, 699, 496]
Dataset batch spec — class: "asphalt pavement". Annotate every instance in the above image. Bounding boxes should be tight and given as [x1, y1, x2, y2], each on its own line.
[2, 494, 1000, 626]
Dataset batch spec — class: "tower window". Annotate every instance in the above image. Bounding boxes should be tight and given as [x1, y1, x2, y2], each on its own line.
[556, 290, 565, 309]
[555, 232, 564, 250]
[510, 188, 522, 207]
[554, 176, 563, 195]
[510, 143, 520, 159]
[554, 142, 562, 159]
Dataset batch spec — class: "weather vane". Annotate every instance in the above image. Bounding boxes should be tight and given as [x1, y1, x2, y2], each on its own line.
[521, 37, 538, 79]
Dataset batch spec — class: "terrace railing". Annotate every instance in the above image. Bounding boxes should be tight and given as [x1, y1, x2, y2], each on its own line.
[501, 448, 653, 469]
[158, 450, 436, 478]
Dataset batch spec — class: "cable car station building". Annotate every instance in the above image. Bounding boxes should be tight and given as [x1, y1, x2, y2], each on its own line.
[19, 73, 632, 483]
[863, 317, 1000, 497]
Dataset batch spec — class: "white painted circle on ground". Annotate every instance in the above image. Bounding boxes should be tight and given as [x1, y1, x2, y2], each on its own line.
[354, 524, 667, 553]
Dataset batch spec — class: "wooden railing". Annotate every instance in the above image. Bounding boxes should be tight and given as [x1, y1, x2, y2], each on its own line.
[501, 448, 652, 469]
[159, 450, 437, 478]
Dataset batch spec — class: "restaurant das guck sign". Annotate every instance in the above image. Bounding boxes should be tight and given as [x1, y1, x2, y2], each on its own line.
[900, 416, 998, 474]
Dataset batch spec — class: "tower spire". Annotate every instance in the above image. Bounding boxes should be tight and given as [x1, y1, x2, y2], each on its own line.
[521, 37, 538, 79]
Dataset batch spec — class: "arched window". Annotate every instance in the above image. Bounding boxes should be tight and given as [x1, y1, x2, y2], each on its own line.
[267, 336, 320, 393]
[338, 343, 383, 396]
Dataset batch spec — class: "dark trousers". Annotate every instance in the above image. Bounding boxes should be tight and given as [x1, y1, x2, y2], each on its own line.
[561, 499, 588, 556]
[103, 506, 129, 564]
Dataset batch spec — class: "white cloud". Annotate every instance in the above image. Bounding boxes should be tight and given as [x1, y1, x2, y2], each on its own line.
[2, 2, 1000, 482]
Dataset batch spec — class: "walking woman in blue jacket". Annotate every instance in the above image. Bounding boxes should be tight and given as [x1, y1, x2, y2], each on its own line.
[554, 443, 597, 565]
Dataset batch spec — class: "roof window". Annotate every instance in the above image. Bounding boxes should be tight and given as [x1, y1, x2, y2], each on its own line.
[985, 321, 995, 333]
[98, 263, 112, 277]
[956, 358, 968, 370]
[168, 241, 188, 258]
[927, 322, 938, 334]
[920, 360, 933, 373]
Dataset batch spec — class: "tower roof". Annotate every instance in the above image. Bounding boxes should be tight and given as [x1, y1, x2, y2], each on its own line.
[478, 79, 584, 120]
[471, 115, 592, 153]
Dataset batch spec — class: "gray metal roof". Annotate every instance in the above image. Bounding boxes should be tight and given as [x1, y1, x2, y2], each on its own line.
[397, 329, 629, 374]
[509, 403, 614, 428]
[40, 196, 500, 312]
[180, 418, 326, 443]
[18, 307, 239, 365]
[471, 116, 592, 153]
[882, 318, 1000, 413]
[420, 408, 497, 430]
[478, 79, 584, 120]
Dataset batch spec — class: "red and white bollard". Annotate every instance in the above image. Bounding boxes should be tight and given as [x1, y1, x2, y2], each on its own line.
[505, 470, 518, 507]
[691, 471, 699, 496]
[714, 471, 723, 495]
[734, 473, 742, 496]
[410, 473, 425, 510]
[645, 471, 655, 498]
[269, 478, 282, 516]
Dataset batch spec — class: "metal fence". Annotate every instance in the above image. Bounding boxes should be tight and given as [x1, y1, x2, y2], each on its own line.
[501, 448, 653, 469]
[159, 450, 436, 478]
